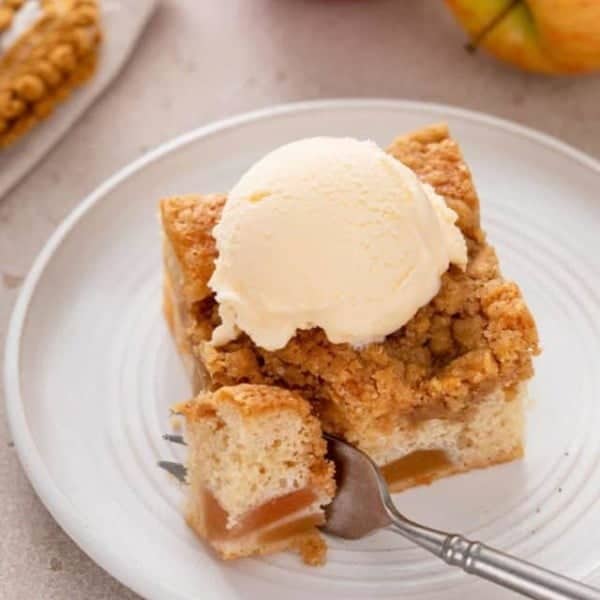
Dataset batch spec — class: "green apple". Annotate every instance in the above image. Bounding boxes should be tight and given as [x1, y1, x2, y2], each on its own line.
[445, 0, 600, 74]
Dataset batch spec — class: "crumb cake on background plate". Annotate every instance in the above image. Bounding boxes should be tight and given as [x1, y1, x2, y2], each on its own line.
[160, 123, 539, 562]
[176, 384, 335, 565]
[0, 0, 101, 148]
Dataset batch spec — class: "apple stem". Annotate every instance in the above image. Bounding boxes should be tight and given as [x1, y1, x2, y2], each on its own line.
[466, 0, 523, 53]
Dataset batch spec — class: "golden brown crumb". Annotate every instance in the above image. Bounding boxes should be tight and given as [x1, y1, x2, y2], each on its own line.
[0, 7, 14, 33]
[160, 194, 226, 304]
[181, 383, 316, 420]
[0, 0, 102, 149]
[294, 530, 328, 566]
[388, 123, 483, 243]
[161, 124, 540, 448]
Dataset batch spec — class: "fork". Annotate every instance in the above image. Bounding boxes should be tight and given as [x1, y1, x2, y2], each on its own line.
[323, 434, 600, 600]
[158, 433, 600, 599]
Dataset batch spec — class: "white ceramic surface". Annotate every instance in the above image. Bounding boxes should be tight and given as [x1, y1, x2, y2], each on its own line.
[5, 100, 600, 600]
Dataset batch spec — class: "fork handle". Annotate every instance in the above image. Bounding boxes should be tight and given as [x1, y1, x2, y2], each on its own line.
[387, 513, 600, 599]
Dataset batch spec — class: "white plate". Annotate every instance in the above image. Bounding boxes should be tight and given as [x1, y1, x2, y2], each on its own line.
[6, 100, 600, 600]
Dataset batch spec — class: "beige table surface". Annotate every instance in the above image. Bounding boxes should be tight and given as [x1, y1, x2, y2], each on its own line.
[1, 1, 599, 599]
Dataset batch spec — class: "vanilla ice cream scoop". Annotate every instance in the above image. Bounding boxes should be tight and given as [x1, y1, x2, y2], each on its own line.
[209, 137, 467, 351]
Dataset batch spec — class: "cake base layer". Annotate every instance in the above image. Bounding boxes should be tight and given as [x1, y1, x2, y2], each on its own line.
[376, 386, 524, 493]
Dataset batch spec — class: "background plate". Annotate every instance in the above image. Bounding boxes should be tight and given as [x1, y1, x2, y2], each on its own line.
[5, 100, 600, 600]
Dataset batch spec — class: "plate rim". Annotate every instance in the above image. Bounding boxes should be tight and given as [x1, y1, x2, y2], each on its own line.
[5, 98, 600, 600]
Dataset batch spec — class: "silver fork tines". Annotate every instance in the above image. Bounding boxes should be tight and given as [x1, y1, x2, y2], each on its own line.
[158, 433, 188, 483]
[157, 460, 187, 483]
[162, 433, 186, 445]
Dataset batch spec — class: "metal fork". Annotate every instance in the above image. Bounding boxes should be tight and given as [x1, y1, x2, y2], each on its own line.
[158, 434, 187, 482]
[323, 434, 600, 600]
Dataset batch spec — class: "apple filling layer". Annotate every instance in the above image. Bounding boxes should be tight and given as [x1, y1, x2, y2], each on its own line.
[202, 487, 323, 543]
[381, 449, 452, 487]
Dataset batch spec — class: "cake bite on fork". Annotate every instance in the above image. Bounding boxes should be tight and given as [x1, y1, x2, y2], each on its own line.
[163, 384, 335, 566]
